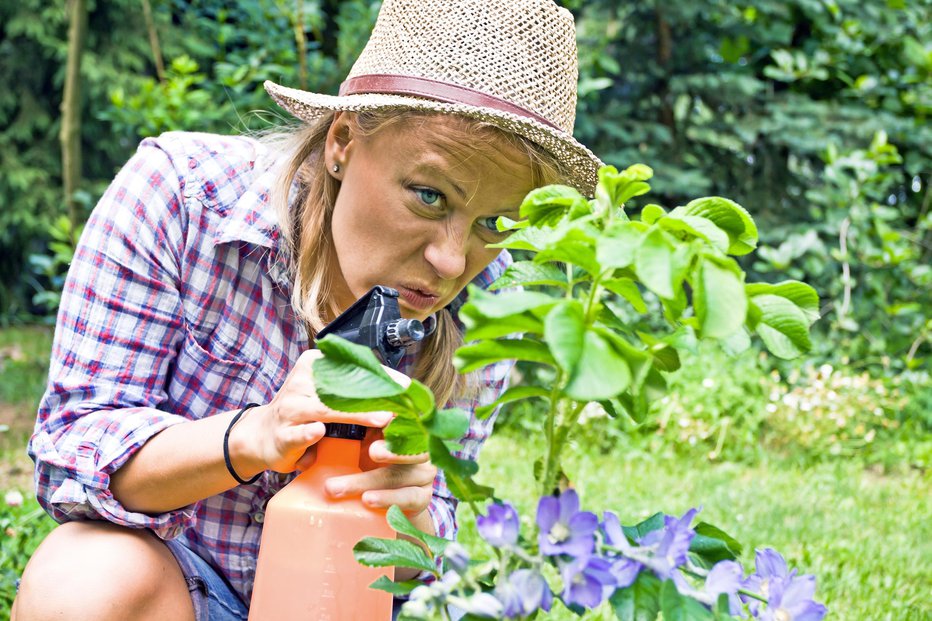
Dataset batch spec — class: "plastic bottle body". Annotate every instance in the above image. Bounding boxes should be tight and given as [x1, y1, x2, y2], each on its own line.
[248, 437, 395, 620]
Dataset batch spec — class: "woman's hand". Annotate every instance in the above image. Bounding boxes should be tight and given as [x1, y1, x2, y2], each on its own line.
[325, 438, 437, 517]
[231, 349, 437, 515]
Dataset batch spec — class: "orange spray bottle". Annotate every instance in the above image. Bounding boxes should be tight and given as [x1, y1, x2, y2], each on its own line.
[249, 287, 429, 620]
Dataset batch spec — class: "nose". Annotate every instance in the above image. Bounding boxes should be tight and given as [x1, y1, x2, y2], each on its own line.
[424, 221, 468, 281]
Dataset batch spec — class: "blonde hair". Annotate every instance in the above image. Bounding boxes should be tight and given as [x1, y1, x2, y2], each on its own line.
[268, 110, 565, 405]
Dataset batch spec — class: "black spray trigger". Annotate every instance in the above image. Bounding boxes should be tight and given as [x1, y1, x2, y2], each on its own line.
[317, 286, 430, 369]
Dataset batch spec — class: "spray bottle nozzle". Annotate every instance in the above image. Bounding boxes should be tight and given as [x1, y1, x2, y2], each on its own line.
[317, 285, 431, 369]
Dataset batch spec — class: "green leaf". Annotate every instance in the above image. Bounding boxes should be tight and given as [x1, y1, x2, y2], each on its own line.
[604, 278, 647, 313]
[544, 300, 586, 372]
[428, 437, 493, 501]
[673, 197, 758, 255]
[635, 227, 678, 299]
[386, 505, 449, 556]
[353, 537, 437, 574]
[368, 576, 422, 596]
[488, 225, 554, 252]
[598, 221, 645, 269]
[641, 203, 666, 225]
[659, 580, 714, 620]
[565, 329, 632, 401]
[488, 261, 569, 291]
[598, 164, 654, 208]
[454, 338, 555, 373]
[428, 436, 479, 478]
[461, 309, 544, 340]
[623, 512, 664, 541]
[384, 414, 428, 455]
[475, 385, 551, 419]
[609, 572, 662, 621]
[748, 294, 813, 359]
[660, 214, 730, 253]
[535, 228, 602, 276]
[314, 336, 406, 399]
[403, 380, 435, 415]
[519, 184, 588, 226]
[694, 259, 747, 338]
[691, 522, 743, 565]
[745, 281, 820, 323]
[425, 407, 469, 440]
[466, 287, 557, 318]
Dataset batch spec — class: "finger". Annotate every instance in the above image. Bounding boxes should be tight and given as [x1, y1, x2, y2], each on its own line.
[368, 439, 430, 465]
[278, 395, 394, 428]
[382, 366, 412, 389]
[279, 421, 326, 448]
[325, 464, 437, 498]
[361, 485, 433, 514]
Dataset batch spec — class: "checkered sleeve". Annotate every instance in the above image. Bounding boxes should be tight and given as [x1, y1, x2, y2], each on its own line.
[29, 140, 197, 538]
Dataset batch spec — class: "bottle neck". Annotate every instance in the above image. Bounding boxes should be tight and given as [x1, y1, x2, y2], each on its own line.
[314, 436, 363, 470]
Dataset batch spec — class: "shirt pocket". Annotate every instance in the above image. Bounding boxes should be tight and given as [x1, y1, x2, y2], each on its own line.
[168, 327, 260, 416]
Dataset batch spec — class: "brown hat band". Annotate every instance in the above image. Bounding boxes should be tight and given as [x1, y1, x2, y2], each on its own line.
[339, 74, 560, 131]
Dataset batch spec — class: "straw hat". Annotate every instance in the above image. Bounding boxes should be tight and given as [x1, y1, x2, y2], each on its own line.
[264, 0, 603, 196]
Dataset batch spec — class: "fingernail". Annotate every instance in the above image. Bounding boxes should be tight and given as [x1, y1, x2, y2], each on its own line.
[327, 482, 345, 497]
[372, 412, 393, 426]
[362, 492, 378, 507]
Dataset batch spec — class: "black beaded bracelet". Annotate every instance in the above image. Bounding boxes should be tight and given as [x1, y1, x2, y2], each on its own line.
[224, 403, 261, 485]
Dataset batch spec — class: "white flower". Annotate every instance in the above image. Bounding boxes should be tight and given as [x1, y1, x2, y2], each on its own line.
[5, 490, 24, 507]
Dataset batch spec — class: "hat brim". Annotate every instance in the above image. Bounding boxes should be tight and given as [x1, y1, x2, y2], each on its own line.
[264, 80, 602, 197]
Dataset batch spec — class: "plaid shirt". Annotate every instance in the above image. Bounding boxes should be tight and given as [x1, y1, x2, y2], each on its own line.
[29, 132, 514, 603]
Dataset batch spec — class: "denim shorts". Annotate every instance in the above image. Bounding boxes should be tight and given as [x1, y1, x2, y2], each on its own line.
[164, 539, 249, 621]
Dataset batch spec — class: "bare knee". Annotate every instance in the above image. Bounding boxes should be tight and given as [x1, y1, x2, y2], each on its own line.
[12, 521, 194, 621]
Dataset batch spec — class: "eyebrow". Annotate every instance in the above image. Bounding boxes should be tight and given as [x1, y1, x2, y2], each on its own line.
[411, 163, 468, 200]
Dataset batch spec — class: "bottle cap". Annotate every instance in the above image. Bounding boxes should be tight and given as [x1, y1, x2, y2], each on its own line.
[324, 423, 368, 440]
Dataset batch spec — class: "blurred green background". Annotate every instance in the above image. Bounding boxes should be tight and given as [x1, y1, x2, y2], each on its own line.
[0, 0, 929, 618]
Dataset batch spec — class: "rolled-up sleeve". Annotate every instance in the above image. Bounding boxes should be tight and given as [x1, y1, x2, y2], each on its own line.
[29, 140, 197, 538]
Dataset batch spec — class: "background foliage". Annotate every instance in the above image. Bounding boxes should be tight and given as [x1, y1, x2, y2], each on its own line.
[0, 1, 929, 617]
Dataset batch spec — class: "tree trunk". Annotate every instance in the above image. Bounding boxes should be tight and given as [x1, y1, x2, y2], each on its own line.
[654, 7, 675, 139]
[60, 0, 88, 241]
[142, 0, 166, 83]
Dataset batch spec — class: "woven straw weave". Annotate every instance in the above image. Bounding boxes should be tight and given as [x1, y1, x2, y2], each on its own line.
[265, 0, 602, 195]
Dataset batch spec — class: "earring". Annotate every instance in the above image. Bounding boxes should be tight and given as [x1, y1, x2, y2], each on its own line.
[332, 163, 341, 173]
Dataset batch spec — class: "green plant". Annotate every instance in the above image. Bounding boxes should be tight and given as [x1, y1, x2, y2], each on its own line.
[0, 492, 57, 613]
[309, 164, 823, 619]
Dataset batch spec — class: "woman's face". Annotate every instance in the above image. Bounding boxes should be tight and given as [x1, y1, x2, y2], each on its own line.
[325, 113, 536, 320]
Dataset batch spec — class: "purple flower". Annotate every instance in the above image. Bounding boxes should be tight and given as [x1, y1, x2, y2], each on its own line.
[744, 549, 826, 621]
[444, 542, 470, 575]
[537, 489, 598, 557]
[456, 592, 504, 618]
[477, 502, 520, 548]
[638, 507, 698, 582]
[495, 569, 553, 618]
[560, 556, 616, 609]
[601, 511, 642, 588]
[757, 574, 826, 621]
[704, 560, 744, 615]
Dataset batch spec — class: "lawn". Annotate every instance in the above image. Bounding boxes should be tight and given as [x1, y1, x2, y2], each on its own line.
[1, 325, 929, 619]
[458, 433, 931, 620]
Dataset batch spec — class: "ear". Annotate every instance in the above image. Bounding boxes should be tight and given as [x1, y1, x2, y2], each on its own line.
[325, 111, 355, 179]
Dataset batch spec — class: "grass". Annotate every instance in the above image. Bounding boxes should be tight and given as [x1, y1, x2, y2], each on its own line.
[457, 432, 931, 620]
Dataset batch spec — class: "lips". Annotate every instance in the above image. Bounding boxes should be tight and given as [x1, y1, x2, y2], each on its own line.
[397, 285, 441, 311]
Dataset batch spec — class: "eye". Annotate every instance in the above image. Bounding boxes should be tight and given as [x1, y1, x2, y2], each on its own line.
[414, 187, 444, 207]
[479, 216, 502, 232]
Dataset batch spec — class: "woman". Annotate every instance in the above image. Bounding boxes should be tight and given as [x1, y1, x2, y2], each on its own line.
[14, 0, 601, 619]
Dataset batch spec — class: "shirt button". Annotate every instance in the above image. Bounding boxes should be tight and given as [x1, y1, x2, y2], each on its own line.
[188, 158, 197, 169]
[252, 511, 265, 524]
